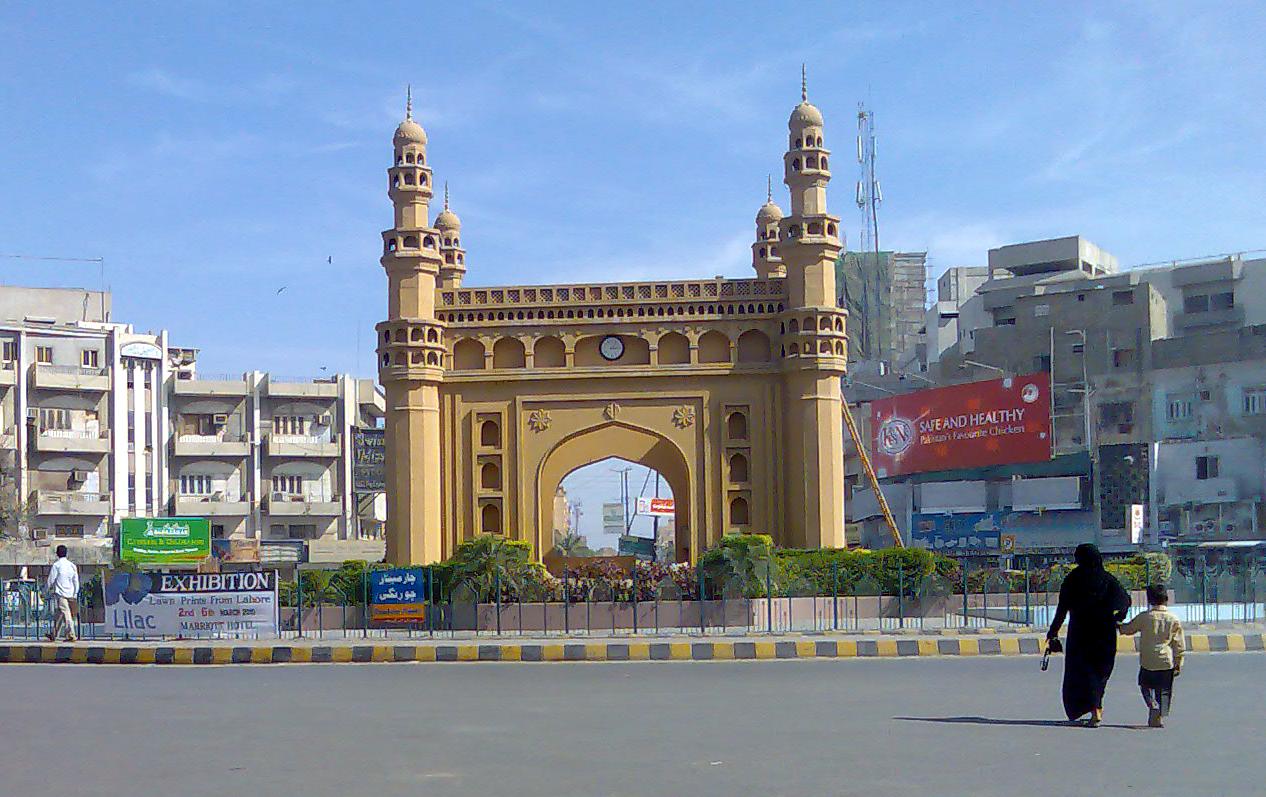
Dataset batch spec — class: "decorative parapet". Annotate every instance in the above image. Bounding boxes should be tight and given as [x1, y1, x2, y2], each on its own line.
[439, 277, 786, 310]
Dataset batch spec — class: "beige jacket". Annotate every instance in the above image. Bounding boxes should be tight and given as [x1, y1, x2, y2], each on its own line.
[1119, 607, 1185, 672]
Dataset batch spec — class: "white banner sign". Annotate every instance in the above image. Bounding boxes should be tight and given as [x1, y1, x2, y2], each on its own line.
[602, 502, 625, 533]
[105, 571, 279, 638]
[1129, 504, 1145, 545]
[636, 497, 675, 517]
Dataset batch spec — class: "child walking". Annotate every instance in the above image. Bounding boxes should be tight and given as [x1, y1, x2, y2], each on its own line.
[1118, 584, 1185, 728]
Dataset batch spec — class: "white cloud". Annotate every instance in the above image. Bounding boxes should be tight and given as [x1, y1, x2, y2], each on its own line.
[128, 68, 204, 101]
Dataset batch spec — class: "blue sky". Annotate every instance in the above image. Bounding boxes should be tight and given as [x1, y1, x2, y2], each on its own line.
[2, 2, 1263, 543]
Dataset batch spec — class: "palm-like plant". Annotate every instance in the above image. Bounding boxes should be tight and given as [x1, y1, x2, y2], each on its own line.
[450, 535, 534, 601]
[555, 532, 590, 558]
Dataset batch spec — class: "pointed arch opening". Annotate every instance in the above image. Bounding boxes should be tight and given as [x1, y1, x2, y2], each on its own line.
[539, 424, 691, 563]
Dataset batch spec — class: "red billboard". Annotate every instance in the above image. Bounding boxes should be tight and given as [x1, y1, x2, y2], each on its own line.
[869, 373, 1052, 477]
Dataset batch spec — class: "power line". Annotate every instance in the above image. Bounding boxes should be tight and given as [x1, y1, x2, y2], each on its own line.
[2, 254, 108, 320]
[0, 254, 104, 263]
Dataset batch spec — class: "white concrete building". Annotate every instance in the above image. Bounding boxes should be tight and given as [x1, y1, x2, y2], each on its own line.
[0, 285, 385, 567]
[0, 286, 193, 541]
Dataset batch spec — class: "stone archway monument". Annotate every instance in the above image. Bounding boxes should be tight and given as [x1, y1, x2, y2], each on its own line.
[376, 82, 848, 564]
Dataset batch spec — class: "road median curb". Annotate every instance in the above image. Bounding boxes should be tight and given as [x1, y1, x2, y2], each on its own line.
[2, 631, 1262, 665]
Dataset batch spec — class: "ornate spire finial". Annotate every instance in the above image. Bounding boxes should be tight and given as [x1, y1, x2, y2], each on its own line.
[406, 85, 413, 120]
[767, 174, 773, 203]
[801, 64, 807, 102]
[444, 181, 450, 210]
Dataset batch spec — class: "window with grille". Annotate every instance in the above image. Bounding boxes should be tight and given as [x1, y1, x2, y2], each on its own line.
[1244, 387, 1266, 415]
[1196, 456, 1219, 480]
[1211, 291, 1235, 311]
[81, 349, 99, 368]
[35, 345, 53, 364]
[39, 408, 71, 430]
[274, 415, 307, 435]
[180, 475, 213, 495]
[1183, 294, 1209, 313]
[1166, 396, 1193, 421]
[1, 340, 15, 361]
[271, 475, 305, 496]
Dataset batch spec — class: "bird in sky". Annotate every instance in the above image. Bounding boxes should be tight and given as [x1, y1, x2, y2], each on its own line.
[275, 286, 286, 295]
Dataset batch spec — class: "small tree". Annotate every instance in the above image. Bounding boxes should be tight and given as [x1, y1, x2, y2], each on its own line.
[449, 535, 541, 601]
[554, 532, 592, 558]
[0, 465, 35, 540]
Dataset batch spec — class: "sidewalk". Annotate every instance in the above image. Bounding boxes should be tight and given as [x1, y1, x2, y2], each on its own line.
[4, 625, 1263, 665]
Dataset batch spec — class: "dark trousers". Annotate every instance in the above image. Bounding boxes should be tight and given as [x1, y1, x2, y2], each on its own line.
[1139, 667, 1175, 717]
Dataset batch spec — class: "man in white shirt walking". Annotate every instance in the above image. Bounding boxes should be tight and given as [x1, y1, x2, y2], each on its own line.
[45, 545, 79, 642]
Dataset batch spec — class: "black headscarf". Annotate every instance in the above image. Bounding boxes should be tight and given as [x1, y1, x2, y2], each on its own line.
[1074, 543, 1104, 570]
[1068, 543, 1127, 617]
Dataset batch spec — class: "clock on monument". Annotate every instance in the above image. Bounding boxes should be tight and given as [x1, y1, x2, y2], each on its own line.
[599, 335, 625, 361]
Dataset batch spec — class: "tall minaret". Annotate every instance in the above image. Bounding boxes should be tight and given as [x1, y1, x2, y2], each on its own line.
[752, 176, 785, 278]
[436, 183, 467, 288]
[377, 88, 447, 564]
[778, 67, 847, 549]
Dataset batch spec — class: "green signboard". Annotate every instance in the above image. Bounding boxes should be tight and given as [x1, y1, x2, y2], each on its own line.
[119, 518, 212, 564]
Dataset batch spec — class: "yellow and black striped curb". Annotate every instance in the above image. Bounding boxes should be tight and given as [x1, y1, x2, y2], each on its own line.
[2, 632, 1262, 665]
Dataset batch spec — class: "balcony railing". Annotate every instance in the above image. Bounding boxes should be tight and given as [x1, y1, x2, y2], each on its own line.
[174, 494, 250, 515]
[172, 433, 250, 457]
[265, 493, 342, 516]
[265, 433, 340, 457]
[32, 490, 112, 515]
[31, 363, 111, 390]
[34, 428, 110, 453]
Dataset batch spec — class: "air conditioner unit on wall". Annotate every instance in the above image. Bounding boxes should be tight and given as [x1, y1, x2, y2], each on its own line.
[70, 469, 91, 483]
[212, 414, 228, 426]
[317, 414, 333, 426]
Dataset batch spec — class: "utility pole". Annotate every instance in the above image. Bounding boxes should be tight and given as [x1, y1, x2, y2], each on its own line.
[652, 473, 661, 548]
[611, 465, 635, 537]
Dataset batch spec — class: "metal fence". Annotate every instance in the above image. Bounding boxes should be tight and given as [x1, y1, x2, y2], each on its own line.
[4, 549, 1264, 642]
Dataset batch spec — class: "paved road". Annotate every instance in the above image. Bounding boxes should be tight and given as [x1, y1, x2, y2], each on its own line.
[3, 655, 1262, 796]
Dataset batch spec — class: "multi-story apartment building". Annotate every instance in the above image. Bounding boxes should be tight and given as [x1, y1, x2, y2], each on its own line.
[1148, 324, 1266, 543]
[168, 372, 384, 552]
[0, 285, 385, 570]
[851, 241, 1266, 549]
[0, 286, 194, 545]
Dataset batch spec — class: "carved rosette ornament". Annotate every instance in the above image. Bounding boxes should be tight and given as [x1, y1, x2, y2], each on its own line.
[603, 402, 621, 420]
[527, 409, 552, 433]
[672, 406, 695, 429]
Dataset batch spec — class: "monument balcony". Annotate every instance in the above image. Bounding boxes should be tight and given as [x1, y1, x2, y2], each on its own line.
[439, 277, 786, 312]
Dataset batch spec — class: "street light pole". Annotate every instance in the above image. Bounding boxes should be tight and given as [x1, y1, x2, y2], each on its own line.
[959, 359, 1008, 377]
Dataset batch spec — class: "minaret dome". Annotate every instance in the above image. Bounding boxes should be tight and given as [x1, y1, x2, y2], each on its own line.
[394, 86, 428, 146]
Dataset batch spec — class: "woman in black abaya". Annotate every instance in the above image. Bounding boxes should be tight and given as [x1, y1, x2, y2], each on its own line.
[1046, 543, 1131, 726]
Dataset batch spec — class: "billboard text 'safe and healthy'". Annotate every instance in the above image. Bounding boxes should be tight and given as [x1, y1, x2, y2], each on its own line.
[869, 373, 1053, 478]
